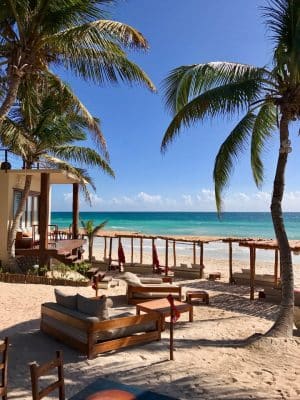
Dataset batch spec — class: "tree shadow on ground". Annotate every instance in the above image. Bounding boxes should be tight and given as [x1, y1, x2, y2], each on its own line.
[2, 315, 286, 400]
[208, 293, 278, 321]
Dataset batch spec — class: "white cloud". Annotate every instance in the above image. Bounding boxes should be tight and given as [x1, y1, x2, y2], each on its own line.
[89, 194, 104, 205]
[63, 192, 73, 203]
[57, 189, 300, 212]
[182, 194, 193, 206]
[137, 192, 162, 204]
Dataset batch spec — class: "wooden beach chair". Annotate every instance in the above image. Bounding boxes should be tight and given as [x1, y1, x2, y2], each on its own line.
[29, 350, 65, 400]
[0, 337, 8, 400]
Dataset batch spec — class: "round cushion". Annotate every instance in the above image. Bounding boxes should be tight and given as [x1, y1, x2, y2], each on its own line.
[86, 389, 136, 400]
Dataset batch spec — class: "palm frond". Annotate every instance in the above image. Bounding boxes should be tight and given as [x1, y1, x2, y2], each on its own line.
[250, 102, 277, 187]
[45, 71, 109, 158]
[161, 80, 262, 152]
[59, 50, 155, 91]
[163, 62, 270, 114]
[263, 0, 300, 82]
[213, 112, 256, 213]
[49, 19, 149, 50]
[50, 145, 115, 177]
[92, 220, 108, 235]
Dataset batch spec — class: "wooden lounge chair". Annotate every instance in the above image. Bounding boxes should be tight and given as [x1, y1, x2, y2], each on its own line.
[0, 337, 8, 400]
[127, 284, 182, 305]
[29, 350, 65, 400]
[120, 272, 181, 305]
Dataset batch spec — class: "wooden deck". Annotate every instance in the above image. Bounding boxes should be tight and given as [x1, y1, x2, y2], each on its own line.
[16, 239, 86, 265]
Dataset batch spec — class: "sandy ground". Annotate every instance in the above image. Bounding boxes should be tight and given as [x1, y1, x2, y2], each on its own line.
[1, 254, 300, 399]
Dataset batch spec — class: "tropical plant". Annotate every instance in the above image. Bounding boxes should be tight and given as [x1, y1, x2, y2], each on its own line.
[0, 0, 155, 124]
[1, 90, 114, 262]
[161, 0, 300, 337]
[80, 219, 108, 262]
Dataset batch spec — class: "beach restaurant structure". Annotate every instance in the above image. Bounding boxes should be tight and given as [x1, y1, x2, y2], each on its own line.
[0, 168, 84, 267]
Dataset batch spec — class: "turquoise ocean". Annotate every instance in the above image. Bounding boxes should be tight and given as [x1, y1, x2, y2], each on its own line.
[51, 211, 300, 239]
[50, 212, 300, 263]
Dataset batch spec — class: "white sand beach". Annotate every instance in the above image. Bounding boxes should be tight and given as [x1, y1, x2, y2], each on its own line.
[1, 253, 300, 400]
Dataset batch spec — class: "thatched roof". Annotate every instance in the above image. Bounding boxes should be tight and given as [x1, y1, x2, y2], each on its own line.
[239, 238, 300, 252]
[157, 235, 222, 244]
[66, 229, 223, 243]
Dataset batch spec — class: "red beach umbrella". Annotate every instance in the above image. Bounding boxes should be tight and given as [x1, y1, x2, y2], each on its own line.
[118, 241, 126, 264]
[152, 243, 160, 271]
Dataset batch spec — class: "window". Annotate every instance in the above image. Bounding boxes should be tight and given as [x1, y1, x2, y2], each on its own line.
[13, 190, 39, 228]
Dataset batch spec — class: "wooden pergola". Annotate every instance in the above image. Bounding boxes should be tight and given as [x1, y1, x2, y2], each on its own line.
[222, 237, 261, 284]
[156, 235, 222, 276]
[91, 231, 222, 276]
[239, 239, 300, 300]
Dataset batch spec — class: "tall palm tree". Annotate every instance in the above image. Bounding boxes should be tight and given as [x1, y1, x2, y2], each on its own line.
[0, 0, 155, 123]
[161, 0, 300, 337]
[1, 91, 114, 262]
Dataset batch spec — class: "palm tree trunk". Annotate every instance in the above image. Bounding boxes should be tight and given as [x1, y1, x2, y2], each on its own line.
[7, 175, 32, 269]
[0, 71, 22, 123]
[88, 237, 93, 263]
[267, 112, 294, 337]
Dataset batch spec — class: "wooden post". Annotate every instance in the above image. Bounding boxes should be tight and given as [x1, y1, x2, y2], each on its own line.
[104, 237, 107, 260]
[165, 239, 169, 276]
[229, 241, 233, 284]
[193, 242, 196, 264]
[140, 238, 143, 264]
[274, 249, 279, 287]
[170, 305, 174, 361]
[72, 183, 79, 239]
[199, 242, 204, 279]
[108, 237, 112, 266]
[250, 246, 256, 300]
[173, 240, 176, 266]
[131, 237, 134, 264]
[39, 173, 50, 269]
[118, 237, 121, 269]
[200, 242, 204, 266]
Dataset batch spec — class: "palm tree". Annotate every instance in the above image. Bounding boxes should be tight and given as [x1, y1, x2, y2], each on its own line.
[1, 91, 114, 262]
[0, 0, 155, 123]
[161, 0, 300, 337]
[80, 219, 108, 262]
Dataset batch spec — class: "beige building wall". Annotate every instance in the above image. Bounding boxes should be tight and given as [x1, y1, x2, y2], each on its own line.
[0, 171, 41, 265]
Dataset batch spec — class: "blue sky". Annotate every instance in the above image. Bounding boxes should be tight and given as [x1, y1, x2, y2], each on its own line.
[52, 0, 300, 212]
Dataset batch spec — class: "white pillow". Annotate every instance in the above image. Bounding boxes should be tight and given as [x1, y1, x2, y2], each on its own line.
[120, 272, 143, 286]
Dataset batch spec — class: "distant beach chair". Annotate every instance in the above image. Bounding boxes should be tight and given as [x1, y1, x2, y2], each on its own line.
[120, 272, 181, 305]
[0, 337, 8, 400]
[29, 350, 65, 400]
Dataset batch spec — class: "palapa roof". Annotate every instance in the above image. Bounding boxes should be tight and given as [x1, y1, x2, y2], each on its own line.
[157, 235, 222, 243]
[93, 231, 223, 243]
[239, 238, 300, 252]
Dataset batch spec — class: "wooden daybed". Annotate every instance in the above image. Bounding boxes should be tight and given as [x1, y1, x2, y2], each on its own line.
[41, 302, 161, 359]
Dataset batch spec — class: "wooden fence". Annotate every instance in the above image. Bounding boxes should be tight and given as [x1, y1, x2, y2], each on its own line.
[0, 273, 90, 287]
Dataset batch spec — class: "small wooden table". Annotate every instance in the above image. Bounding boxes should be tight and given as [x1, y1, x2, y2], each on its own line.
[208, 272, 221, 281]
[136, 298, 193, 331]
[186, 290, 209, 305]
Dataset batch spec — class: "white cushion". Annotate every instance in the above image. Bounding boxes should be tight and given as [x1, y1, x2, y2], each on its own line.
[120, 272, 143, 286]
